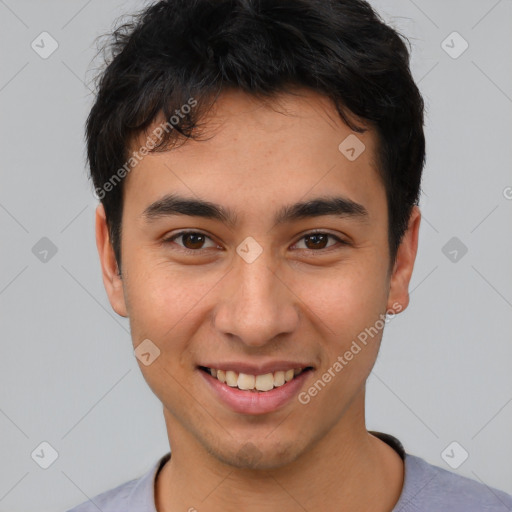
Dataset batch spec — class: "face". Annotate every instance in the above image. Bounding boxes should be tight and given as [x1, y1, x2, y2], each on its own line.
[96, 89, 420, 470]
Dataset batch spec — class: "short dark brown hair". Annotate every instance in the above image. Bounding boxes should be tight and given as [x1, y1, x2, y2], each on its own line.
[86, 0, 425, 268]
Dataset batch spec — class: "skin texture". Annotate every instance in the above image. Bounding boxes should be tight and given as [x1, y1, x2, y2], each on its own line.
[96, 88, 421, 511]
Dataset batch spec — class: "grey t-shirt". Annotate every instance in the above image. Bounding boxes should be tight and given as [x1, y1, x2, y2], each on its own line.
[66, 433, 512, 511]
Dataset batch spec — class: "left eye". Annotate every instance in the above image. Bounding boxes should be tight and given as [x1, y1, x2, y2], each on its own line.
[165, 231, 344, 252]
[293, 232, 342, 251]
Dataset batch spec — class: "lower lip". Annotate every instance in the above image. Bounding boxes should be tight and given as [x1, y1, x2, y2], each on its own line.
[199, 369, 312, 415]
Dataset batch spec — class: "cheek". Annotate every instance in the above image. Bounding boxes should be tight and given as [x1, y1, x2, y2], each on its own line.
[290, 260, 388, 340]
[122, 264, 208, 403]
[295, 267, 388, 411]
[123, 260, 218, 347]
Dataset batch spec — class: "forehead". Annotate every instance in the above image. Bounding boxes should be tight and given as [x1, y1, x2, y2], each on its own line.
[124, 89, 385, 224]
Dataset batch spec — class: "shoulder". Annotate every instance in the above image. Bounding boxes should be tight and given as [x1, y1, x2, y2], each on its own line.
[65, 453, 170, 512]
[395, 453, 512, 511]
[66, 477, 139, 512]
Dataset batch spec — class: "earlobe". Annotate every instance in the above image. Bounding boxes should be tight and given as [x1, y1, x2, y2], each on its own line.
[386, 206, 421, 314]
[95, 204, 128, 317]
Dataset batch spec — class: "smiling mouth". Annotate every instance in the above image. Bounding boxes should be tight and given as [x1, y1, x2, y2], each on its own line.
[198, 366, 314, 392]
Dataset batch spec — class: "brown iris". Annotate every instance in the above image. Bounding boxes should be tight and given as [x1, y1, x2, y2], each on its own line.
[181, 233, 207, 250]
[303, 234, 329, 250]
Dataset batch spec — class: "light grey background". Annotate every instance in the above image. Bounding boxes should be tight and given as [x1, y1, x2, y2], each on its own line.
[0, 1, 511, 511]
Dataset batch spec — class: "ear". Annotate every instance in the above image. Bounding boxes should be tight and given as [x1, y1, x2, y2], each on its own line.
[95, 204, 128, 317]
[386, 206, 421, 314]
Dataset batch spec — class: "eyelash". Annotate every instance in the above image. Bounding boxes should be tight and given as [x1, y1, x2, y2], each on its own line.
[163, 230, 348, 254]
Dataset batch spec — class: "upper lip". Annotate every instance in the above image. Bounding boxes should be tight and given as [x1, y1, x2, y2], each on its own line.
[198, 361, 314, 375]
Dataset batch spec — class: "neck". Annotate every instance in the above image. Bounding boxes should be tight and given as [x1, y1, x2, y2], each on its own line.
[155, 392, 404, 511]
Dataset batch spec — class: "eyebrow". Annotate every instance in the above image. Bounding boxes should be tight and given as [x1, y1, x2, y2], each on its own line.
[142, 193, 369, 229]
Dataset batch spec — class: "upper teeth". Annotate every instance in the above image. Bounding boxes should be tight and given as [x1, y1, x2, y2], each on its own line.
[209, 368, 304, 391]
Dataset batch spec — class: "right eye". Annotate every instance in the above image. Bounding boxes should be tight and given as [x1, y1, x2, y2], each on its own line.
[163, 231, 220, 253]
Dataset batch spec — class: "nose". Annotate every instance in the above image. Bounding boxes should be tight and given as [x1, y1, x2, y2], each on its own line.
[212, 248, 299, 348]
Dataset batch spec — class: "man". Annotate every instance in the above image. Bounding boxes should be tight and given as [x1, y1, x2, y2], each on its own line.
[68, 0, 512, 510]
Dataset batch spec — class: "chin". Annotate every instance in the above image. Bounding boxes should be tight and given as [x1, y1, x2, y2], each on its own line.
[208, 438, 304, 471]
